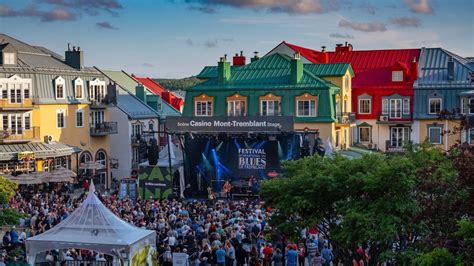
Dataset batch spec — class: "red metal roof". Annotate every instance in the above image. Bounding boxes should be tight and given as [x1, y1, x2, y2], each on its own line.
[284, 42, 420, 89]
[132, 75, 184, 112]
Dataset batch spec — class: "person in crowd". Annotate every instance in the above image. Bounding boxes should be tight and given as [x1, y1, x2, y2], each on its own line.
[313, 251, 325, 266]
[298, 243, 306, 266]
[262, 243, 273, 266]
[321, 245, 333, 266]
[286, 245, 298, 266]
[216, 244, 226, 266]
[225, 240, 235, 266]
[272, 248, 283, 266]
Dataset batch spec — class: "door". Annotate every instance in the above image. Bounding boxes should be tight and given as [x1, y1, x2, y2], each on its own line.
[391, 127, 410, 147]
[389, 99, 402, 119]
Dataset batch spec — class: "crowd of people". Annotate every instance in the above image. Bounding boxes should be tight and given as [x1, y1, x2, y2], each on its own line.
[1, 182, 337, 266]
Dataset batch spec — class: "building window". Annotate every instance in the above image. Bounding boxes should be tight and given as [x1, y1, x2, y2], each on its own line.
[1, 85, 7, 99]
[132, 123, 143, 137]
[428, 98, 442, 114]
[297, 100, 317, 117]
[392, 71, 403, 82]
[390, 127, 410, 148]
[358, 99, 371, 114]
[460, 97, 467, 114]
[335, 130, 340, 147]
[195, 101, 213, 116]
[56, 110, 65, 128]
[76, 110, 84, 128]
[24, 113, 31, 130]
[359, 127, 371, 143]
[470, 98, 474, 114]
[3, 53, 15, 65]
[390, 99, 402, 119]
[75, 84, 83, 99]
[56, 83, 64, 99]
[228, 100, 246, 116]
[91, 111, 104, 126]
[261, 100, 280, 116]
[378, 99, 386, 114]
[470, 129, 474, 144]
[428, 126, 442, 144]
[403, 98, 410, 114]
[2, 115, 8, 130]
[23, 83, 30, 99]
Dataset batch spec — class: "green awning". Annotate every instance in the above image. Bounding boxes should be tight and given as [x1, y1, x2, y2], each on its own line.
[0, 142, 79, 161]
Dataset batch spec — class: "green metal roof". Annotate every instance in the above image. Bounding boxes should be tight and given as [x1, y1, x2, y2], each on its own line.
[192, 53, 340, 91]
[100, 69, 180, 117]
[304, 63, 354, 77]
[196, 55, 353, 79]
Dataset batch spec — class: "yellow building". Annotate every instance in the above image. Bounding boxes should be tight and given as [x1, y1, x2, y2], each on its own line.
[0, 33, 115, 187]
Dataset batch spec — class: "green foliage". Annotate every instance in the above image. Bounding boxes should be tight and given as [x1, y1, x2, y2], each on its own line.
[456, 219, 474, 243]
[413, 248, 461, 266]
[0, 209, 24, 226]
[0, 175, 17, 203]
[153, 77, 203, 91]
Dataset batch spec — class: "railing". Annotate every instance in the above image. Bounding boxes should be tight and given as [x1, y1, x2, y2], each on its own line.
[131, 133, 156, 144]
[385, 140, 406, 153]
[0, 127, 40, 143]
[377, 112, 413, 123]
[336, 112, 356, 124]
[36, 261, 112, 266]
[89, 97, 111, 109]
[0, 98, 34, 109]
[90, 122, 118, 136]
[131, 161, 139, 169]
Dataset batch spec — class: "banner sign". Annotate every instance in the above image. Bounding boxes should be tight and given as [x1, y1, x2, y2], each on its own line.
[166, 116, 294, 133]
[138, 166, 172, 199]
[238, 148, 266, 170]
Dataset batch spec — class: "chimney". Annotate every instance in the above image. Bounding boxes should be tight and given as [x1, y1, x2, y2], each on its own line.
[233, 51, 246, 66]
[291, 52, 303, 85]
[335, 42, 353, 53]
[447, 57, 454, 81]
[218, 55, 231, 84]
[135, 83, 146, 102]
[318, 46, 329, 63]
[65, 43, 84, 69]
[410, 57, 418, 81]
[251, 51, 260, 63]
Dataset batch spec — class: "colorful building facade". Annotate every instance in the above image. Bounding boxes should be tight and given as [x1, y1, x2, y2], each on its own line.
[413, 47, 474, 149]
[269, 42, 420, 152]
[0, 33, 114, 187]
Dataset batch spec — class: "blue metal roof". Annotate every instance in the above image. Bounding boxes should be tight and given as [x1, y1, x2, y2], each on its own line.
[415, 47, 474, 89]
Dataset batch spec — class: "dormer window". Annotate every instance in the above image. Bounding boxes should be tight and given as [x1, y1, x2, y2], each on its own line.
[3, 53, 15, 65]
[74, 78, 84, 99]
[392, 71, 403, 82]
[54, 76, 65, 99]
[88, 78, 106, 103]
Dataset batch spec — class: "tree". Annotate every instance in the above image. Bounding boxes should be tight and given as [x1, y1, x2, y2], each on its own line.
[262, 153, 419, 263]
[413, 248, 460, 266]
[0, 175, 17, 204]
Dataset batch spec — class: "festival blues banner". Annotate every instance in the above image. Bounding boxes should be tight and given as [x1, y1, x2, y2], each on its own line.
[238, 148, 266, 170]
[138, 166, 173, 199]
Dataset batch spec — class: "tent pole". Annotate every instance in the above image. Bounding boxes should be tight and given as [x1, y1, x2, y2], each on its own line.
[167, 133, 173, 195]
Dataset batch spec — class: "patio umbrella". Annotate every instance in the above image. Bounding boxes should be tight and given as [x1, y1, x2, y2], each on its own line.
[43, 167, 77, 183]
[8, 172, 44, 185]
[79, 161, 105, 170]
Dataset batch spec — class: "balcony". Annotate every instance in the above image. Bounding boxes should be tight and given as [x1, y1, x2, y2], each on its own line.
[90, 122, 118, 136]
[336, 112, 356, 125]
[0, 99, 34, 110]
[89, 98, 111, 109]
[0, 127, 40, 143]
[385, 140, 406, 153]
[377, 113, 413, 124]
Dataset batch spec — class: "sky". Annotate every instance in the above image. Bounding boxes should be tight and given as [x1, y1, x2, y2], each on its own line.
[0, 0, 473, 78]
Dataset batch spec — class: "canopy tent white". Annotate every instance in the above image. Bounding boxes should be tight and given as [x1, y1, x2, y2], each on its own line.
[26, 182, 156, 265]
[140, 136, 185, 198]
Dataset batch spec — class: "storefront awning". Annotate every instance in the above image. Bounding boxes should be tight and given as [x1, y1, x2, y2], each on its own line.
[0, 142, 80, 161]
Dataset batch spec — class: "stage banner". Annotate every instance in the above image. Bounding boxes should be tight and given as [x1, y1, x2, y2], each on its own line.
[238, 148, 266, 170]
[166, 116, 294, 133]
[138, 166, 172, 199]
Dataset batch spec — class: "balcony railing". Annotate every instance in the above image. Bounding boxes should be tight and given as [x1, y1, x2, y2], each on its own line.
[385, 140, 406, 153]
[89, 98, 111, 109]
[0, 127, 40, 143]
[90, 122, 118, 136]
[0, 98, 34, 110]
[377, 113, 413, 123]
[336, 112, 356, 124]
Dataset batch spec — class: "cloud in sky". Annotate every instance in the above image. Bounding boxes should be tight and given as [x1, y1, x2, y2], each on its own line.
[41, 0, 123, 16]
[0, 0, 122, 22]
[96, 21, 118, 30]
[204, 39, 218, 48]
[185, 0, 328, 14]
[329, 33, 354, 39]
[0, 4, 77, 21]
[391, 17, 421, 27]
[142, 62, 155, 68]
[405, 0, 433, 14]
[339, 19, 387, 32]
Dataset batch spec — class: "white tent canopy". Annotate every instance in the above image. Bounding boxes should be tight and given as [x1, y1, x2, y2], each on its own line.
[26, 182, 156, 265]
